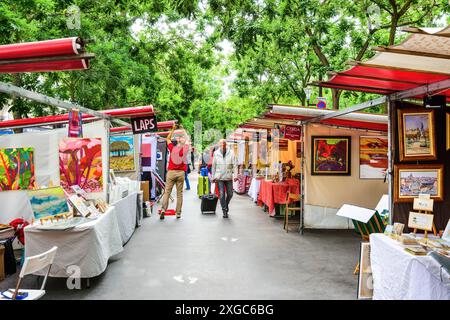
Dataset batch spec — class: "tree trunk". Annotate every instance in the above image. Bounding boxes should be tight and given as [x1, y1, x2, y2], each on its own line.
[331, 89, 341, 110]
[389, 16, 398, 45]
[12, 74, 23, 133]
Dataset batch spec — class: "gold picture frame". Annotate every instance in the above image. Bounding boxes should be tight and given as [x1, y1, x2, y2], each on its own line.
[394, 164, 444, 203]
[397, 109, 436, 161]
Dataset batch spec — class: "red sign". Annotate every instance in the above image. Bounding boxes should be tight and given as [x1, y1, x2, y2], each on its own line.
[284, 125, 301, 141]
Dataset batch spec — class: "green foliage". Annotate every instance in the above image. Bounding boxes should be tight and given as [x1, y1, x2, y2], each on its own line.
[0, 0, 448, 145]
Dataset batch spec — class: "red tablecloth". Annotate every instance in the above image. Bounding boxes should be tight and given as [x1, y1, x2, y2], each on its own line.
[257, 178, 300, 216]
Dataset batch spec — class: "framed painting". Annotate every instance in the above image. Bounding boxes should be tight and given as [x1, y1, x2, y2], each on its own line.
[394, 164, 444, 202]
[110, 134, 135, 172]
[397, 109, 436, 161]
[27, 186, 69, 220]
[311, 136, 351, 175]
[0, 147, 35, 191]
[59, 138, 103, 194]
[359, 136, 388, 179]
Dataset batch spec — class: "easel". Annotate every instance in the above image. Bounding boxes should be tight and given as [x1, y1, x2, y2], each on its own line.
[411, 195, 437, 238]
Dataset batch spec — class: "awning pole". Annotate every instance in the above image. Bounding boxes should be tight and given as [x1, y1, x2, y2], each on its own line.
[387, 99, 394, 225]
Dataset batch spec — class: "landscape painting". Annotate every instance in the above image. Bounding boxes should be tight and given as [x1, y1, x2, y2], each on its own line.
[398, 109, 436, 161]
[394, 164, 443, 202]
[311, 136, 350, 175]
[59, 138, 103, 194]
[110, 135, 135, 171]
[0, 147, 35, 191]
[359, 136, 388, 179]
[28, 187, 69, 219]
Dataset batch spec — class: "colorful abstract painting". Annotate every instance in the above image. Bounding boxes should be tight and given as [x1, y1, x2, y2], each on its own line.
[28, 187, 69, 219]
[311, 136, 351, 175]
[0, 147, 35, 191]
[110, 135, 135, 171]
[59, 138, 103, 193]
[359, 136, 388, 179]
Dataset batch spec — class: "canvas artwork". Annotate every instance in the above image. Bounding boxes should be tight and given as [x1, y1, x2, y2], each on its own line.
[394, 164, 444, 202]
[110, 135, 135, 172]
[27, 187, 69, 219]
[398, 109, 436, 161]
[0, 147, 35, 191]
[359, 136, 388, 179]
[311, 136, 351, 175]
[59, 138, 103, 194]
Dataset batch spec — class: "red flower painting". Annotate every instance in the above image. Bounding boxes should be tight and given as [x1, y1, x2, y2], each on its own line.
[59, 138, 103, 193]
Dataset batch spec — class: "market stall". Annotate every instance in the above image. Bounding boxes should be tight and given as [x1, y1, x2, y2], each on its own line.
[309, 25, 450, 299]
[239, 107, 388, 229]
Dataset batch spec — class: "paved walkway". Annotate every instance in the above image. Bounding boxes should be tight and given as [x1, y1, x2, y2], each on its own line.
[1, 173, 360, 299]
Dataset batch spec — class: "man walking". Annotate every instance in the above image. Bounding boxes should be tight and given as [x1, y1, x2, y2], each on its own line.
[160, 125, 189, 219]
[212, 139, 237, 218]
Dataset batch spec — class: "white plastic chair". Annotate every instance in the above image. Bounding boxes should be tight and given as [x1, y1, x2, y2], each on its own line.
[5, 246, 57, 300]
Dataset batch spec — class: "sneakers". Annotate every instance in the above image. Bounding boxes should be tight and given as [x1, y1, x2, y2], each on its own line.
[176, 213, 181, 219]
[223, 210, 229, 218]
[160, 211, 165, 220]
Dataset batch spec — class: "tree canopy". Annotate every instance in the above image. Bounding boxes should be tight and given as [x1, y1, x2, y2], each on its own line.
[0, 1, 448, 147]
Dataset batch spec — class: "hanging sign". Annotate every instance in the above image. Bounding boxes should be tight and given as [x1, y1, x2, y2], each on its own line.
[284, 125, 301, 141]
[317, 97, 327, 109]
[68, 110, 83, 137]
[131, 115, 158, 134]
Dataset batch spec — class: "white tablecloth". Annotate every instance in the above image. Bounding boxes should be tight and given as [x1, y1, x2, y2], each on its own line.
[370, 233, 450, 300]
[24, 207, 123, 278]
[111, 191, 139, 245]
[248, 178, 261, 202]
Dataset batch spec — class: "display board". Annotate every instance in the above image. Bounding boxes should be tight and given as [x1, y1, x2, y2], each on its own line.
[304, 124, 388, 229]
[393, 101, 450, 231]
[0, 120, 108, 224]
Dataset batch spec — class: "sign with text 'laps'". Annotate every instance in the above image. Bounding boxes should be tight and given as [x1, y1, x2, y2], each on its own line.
[131, 115, 158, 134]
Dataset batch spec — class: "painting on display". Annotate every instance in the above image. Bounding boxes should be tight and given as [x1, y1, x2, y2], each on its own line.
[394, 164, 444, 202]
[27, 187, 69, 220]
[311, 136, 351, 175]
[359, 136, 388, 179]
[0, 147, 35, 191]
[59, 138, 103, 194]
[110, 135, 135, 172]
[398, 109, 436, 161]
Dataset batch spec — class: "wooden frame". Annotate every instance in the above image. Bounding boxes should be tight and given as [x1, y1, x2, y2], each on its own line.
[447, 113, 450, 151]
[311, 136, 351, 175]
[394, 164, 444, 202]
[397, 108, 436, 161]
[357, 242, 373, 300]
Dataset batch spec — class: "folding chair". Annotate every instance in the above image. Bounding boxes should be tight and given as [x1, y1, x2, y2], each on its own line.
[284, 193, 301, 233]
[3, 246, 57, 300]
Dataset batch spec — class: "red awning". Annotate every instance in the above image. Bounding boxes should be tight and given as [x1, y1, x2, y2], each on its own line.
[315, 26, 450, 102]
[0, 105, 154, 129]
[0, 37, 94, 73]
